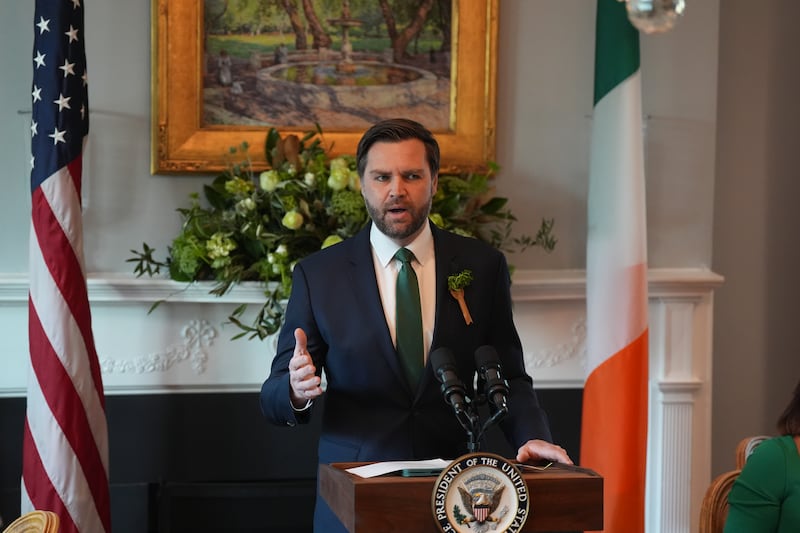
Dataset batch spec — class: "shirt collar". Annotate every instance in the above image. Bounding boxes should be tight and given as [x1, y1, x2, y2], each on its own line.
[370, 221, 434, 268]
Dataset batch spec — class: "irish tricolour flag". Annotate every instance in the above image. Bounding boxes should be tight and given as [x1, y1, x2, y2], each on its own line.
[581, 0, 649, 531]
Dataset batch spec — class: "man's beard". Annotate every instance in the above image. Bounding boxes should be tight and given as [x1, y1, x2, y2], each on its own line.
[365, 197, 432, 241]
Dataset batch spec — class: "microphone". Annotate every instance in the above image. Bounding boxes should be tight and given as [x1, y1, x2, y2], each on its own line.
[474, 346, 510, 412]
[429, 347, 468, 414]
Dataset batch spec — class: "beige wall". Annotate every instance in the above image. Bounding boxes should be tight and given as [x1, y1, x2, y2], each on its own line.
[713, 0, 800, 474]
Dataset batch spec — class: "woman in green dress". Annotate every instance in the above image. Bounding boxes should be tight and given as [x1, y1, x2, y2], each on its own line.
[724, 379, 800, 532]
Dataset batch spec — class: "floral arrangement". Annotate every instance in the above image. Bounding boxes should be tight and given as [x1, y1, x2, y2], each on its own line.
[129, 126, 556, 340]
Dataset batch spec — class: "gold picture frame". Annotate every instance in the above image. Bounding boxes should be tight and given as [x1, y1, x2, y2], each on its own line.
[151, 0, 497, 174]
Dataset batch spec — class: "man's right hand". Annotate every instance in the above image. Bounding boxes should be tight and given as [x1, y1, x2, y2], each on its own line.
[288, 328, 323, 409]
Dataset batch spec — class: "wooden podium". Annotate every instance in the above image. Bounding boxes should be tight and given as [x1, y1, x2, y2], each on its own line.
[320, 461, 603, 532]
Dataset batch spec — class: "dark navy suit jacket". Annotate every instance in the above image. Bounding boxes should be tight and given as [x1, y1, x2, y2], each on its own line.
[260, 223, 552, 532]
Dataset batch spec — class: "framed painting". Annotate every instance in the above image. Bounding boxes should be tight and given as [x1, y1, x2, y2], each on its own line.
[151, 0, 497, 174]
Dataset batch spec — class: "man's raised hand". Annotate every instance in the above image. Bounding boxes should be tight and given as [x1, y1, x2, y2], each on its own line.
[288, 328, 323, 408]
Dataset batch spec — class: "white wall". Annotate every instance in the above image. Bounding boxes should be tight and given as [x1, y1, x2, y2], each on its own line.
[496, 0, 718, 271]
[0, 0, 720, 275]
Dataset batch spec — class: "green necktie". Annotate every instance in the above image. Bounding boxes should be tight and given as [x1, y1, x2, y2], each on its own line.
[394, 248, 423, 386]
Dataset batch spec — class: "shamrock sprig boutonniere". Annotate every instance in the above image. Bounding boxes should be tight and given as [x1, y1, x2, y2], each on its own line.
[448, 269, 474, 325]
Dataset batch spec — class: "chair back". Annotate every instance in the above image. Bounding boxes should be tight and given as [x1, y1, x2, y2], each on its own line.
[699, 435, 771, 533]
[735, 434, 770, 469]
[2, 511, 59, 533]
[698, 469, 740, 533]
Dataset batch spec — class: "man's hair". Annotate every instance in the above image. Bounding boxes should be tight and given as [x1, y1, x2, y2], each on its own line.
[356, 118, 440, 178]
[777, 379, 800, 436]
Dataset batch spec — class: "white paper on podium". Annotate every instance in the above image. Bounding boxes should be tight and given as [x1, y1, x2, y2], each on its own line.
[345, 458, 452, 478]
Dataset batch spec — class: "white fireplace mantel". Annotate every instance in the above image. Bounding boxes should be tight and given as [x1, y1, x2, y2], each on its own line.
[0, 268, 723, 533]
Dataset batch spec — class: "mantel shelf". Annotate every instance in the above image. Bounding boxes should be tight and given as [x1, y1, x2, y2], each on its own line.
[0, 268, 723, 304]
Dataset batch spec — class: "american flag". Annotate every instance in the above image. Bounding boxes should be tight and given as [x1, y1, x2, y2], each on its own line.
[24, 1, 111, 532]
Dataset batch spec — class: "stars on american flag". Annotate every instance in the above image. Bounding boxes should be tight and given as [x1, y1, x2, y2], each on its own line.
[49, 127, 67, 145]
[54, 93, 71, 111]
[59, 58, 76, 77]
[30, 0, 88, 180]
[34, 51, 46, 68]
[65, 25, 79, 43]
[36, 16, 50, 34]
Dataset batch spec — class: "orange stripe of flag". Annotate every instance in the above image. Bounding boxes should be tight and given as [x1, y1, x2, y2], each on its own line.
[581, 329, 648, 532]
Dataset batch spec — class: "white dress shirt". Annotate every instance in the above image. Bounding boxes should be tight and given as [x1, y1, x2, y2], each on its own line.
[370, 223, 436, 363]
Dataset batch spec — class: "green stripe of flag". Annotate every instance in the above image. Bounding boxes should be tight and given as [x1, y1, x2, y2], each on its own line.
[594, 0, 640, 105]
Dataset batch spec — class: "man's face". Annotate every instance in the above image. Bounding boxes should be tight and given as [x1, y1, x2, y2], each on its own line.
[361, 139, 438, 245]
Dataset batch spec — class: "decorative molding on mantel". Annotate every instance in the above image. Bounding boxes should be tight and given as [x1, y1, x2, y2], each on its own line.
[98, 319, 216, 375]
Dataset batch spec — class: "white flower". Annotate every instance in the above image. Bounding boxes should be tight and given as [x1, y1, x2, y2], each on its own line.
[328, 169, 349, 191]
[236, 198, 256, 212]
[281, 210, 304, 230]
[259, 170, 280, 192]
[348, 169, 361, 192]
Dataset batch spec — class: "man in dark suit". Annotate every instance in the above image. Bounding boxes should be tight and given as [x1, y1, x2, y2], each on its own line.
[260, 118, 571, 532]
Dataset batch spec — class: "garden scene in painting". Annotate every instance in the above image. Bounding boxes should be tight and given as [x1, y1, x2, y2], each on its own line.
[203, 0, 453, 131]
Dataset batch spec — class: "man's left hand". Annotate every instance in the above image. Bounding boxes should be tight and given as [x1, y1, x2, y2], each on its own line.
[516, 439, 573, 465]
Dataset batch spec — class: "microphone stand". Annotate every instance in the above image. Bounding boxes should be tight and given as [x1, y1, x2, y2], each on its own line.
[442, 396, 481, 453]
[462, 380, 507, 453]
[460, 406, 481, 453]
[477, 404, 507, 444]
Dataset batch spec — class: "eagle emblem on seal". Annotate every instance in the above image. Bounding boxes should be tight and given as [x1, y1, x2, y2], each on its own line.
[456, 473, 507, 525]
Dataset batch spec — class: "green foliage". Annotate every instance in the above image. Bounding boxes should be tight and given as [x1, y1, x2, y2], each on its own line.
[130, 127, 555, 340]
[447, 270, 474, 292]
[453, 504, 468, 525]
[431, 163, 557, 254]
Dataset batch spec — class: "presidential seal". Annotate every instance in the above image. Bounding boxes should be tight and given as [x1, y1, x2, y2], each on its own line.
[431, 452, 530, 533]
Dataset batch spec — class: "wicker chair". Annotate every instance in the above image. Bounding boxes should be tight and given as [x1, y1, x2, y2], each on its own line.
[2, 511, 59, 533]
[735, 434, 770, 469]
[699, 435, 772, 533]
[698, 469, 740, 533]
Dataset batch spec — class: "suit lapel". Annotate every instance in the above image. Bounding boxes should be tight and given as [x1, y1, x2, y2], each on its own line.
[430, 225, 462, 353]
[414, 225, 463, 400]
